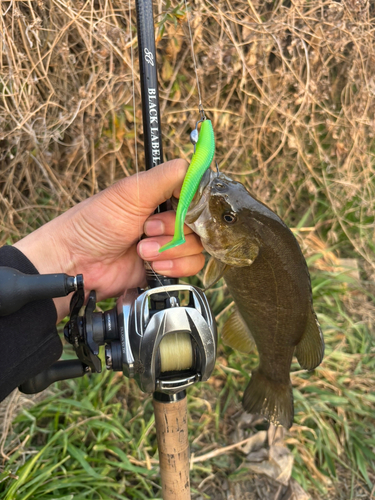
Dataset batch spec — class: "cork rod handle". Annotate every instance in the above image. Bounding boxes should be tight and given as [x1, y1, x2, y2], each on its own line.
[153, 393, 190, 500]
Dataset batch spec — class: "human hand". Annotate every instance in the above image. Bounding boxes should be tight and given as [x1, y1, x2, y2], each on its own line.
[14, 159, 204, 322]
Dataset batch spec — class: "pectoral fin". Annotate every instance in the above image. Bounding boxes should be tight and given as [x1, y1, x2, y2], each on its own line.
[222, 240, 259, 267]
[222, 308, 255, 354]
[203, 257, 228, 290]
[295, 308, 324, 370]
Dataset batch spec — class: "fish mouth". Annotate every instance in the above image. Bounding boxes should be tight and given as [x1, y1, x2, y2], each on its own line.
[171, 169, 234, 229]
[170, 168, 215, 221]
[184, 169, 215, 224]
[183, 169, 234, 224]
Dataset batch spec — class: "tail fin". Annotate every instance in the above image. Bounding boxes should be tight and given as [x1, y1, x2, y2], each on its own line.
[242, 369, 294, 429]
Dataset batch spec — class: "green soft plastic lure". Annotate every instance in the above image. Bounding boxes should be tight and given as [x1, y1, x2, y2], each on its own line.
[159, 119, 215, 253]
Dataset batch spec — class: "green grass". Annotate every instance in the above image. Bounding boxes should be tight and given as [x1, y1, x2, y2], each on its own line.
[0, 257, 374, 499]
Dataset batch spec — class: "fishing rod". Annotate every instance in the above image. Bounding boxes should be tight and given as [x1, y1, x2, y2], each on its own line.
[0, 1, 217, 498]
[134, 0, 192, 496]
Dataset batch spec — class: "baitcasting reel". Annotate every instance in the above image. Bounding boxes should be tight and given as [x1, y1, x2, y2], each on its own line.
[109, 284, 217, 393]
[0, 268, 217, 396]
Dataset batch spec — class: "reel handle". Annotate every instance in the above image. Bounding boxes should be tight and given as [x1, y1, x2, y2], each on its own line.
[0, 267, 77, 316]
[19, 360, 87, 394]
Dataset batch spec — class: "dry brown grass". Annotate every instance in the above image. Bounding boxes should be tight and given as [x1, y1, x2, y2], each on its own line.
[1, 0, 374, 272]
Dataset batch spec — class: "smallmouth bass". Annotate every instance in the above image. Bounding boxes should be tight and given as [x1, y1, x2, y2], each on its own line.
[184, 171, 324, 428]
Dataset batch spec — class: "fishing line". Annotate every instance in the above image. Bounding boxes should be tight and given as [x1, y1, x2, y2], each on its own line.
[183, 0, 203, 111]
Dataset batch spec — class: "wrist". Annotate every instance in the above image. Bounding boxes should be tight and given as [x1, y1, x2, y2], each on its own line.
[14, 220, 75, 323]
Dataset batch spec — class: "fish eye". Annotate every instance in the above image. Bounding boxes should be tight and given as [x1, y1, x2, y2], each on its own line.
[215, 181, 226, 191]
[223, 212, 237, 224]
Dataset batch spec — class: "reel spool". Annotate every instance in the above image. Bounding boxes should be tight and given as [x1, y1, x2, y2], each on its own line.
[159, 332, 193, 373]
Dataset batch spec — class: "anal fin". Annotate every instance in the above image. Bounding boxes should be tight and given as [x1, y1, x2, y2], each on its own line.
[222, 308, 255, 354]
[295, 307, 324, 370]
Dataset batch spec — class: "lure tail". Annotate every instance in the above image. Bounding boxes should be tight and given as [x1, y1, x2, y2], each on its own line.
[159, 119, 215, 253]
[158, 206, 187, 252]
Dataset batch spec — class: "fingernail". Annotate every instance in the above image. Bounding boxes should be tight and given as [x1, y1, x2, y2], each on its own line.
[139, 241, 160, 259]
[144, 220, 164, 236]
[153, 260, 173, 271]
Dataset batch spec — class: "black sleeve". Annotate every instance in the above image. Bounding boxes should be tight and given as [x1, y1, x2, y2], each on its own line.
[0, 246, 63, 401]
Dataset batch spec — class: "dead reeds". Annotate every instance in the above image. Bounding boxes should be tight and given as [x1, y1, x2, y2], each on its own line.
[0, 0, 374, 277]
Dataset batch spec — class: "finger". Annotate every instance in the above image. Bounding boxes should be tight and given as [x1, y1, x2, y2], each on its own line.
[137, 233, 203, 261]
[151, 253, 206, 277]
[144, 211, 196, 237]
[113, 159, 189, 214]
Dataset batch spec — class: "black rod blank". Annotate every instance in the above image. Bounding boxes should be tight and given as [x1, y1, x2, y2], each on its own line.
[135, 0, 178, 288]
[135, 0, 164, 173]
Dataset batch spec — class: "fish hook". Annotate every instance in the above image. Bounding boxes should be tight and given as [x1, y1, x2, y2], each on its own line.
[190, 106, 206, 153]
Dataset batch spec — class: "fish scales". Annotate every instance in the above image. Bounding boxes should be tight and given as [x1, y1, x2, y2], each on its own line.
[185, 171, 324, 428]
[224, 248, 308, 379]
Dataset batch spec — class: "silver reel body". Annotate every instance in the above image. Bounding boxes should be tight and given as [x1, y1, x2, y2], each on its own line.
[108, 284, 217, 394]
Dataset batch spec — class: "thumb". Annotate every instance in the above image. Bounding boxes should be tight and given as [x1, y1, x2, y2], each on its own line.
[124, 158, 189, 212]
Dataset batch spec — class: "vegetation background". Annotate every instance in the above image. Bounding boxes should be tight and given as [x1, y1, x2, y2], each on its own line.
[0, 0, 374, 498]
